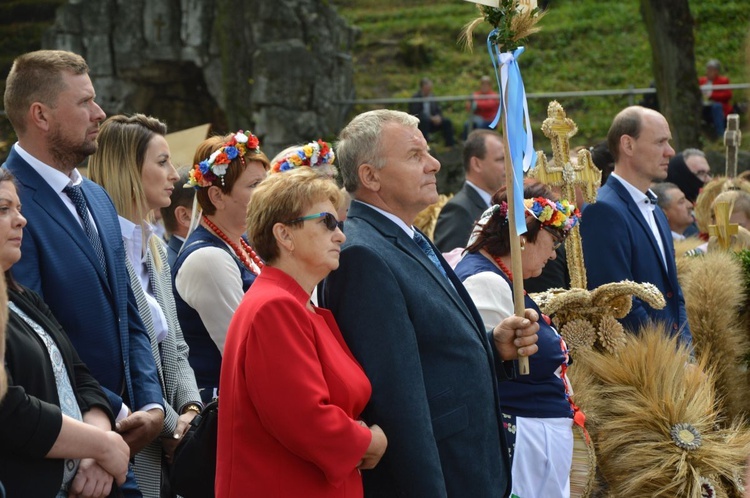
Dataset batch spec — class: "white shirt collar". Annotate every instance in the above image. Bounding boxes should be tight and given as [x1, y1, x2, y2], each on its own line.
[14, 142, 83, 191]
[671, 230, 686, 241]
[465, 180, 492, 207]
[353, 200, 415, 238]
[119, 217, 156, 264]
[610, 173, 657, 212]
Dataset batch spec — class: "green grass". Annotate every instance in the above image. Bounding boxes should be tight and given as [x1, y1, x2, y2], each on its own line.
[334, 0, 750, 151]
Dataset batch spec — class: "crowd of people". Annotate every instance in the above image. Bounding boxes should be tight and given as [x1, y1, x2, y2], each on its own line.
[0, 46, 746, 498]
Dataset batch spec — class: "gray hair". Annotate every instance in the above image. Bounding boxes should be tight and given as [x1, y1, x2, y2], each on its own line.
[706, 59, 721, 70]
[682, 148, 706, 162]
[651, 181, 681, 209]
[336, 109, 419, 194]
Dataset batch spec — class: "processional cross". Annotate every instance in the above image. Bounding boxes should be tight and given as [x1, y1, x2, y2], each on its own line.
[528, 101, 601, 289]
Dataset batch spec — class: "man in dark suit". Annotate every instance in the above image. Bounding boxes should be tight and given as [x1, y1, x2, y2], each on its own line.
[407, 77, 455, 147]
[2, 50, 164, 488]
[160, 167, 194, 267]
[323, 109, 539, 497]
[434, 129, 506, 252]
[580, 105, 691, 345]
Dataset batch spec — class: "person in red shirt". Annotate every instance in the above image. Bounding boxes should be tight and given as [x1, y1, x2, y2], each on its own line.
[463, 75, 500, 139]
[699, 59, 733, 137]
[217, 168, 387, 497]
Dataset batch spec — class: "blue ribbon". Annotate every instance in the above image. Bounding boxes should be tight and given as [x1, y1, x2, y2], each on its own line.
[486, 30, 535, 235]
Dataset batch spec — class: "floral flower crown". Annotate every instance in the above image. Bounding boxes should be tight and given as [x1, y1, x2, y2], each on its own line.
[468, 196, 580, 248]
[523, 197, 581, 231]
[270, 140, 335, 174]
[187, 130, 261, 188]
[476, 197, 580, 230]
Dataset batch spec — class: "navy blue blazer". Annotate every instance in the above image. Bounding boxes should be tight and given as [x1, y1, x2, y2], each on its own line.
[323, 201, 512, 498]
[4, 148, 162, 413]
[580, 175, 691, 345]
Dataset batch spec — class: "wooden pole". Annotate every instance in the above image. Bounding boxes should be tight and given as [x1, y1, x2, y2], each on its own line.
[501, 106, 530, 375]
[724, 114, 741, 178]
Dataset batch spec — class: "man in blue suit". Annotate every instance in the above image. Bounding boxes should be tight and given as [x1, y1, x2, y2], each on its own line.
[580, 105, 691, 345]
[323, 109, 540, 497]
[2, 50, 164, 485]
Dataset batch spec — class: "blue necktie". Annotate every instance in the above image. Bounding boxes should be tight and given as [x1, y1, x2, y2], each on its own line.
[413, 231, 450, 281]
[63, 185, 108, 278]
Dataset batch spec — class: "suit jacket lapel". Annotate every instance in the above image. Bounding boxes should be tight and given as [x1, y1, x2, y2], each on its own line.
[463, 183, 488, 212]
[81, 179, 118, 289]
[6, 151, 111, 290]
[608, 177, 670, 275]
[350, 203, 480, 329]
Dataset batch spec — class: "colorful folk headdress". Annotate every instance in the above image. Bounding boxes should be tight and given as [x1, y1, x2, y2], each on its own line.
[475, 197, 580, 231]
[523, 197, 581, 231]
[270, 140, 336, 174]
[187, 130, 261, 188]
[467, 196, 580, 248]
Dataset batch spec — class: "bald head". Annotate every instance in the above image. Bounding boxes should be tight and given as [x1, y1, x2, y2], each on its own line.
[607, 106, 674, 192]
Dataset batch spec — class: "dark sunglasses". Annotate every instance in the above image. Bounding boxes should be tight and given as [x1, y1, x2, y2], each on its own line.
[285, 212, 341, 231]
[541, 225, 567, 250]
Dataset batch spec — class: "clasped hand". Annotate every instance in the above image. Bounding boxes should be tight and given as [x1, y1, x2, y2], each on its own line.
[116, 407, 165, 455]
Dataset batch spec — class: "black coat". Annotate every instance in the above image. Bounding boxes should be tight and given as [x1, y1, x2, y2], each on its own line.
[434, 183, 488, 252]
[0, 286, 113, 497]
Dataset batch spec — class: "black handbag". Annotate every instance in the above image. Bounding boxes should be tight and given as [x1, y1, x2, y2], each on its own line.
[169, 399, 218, 498]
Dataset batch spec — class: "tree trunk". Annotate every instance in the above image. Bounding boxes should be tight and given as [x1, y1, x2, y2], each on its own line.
[639, 0, 702, 151]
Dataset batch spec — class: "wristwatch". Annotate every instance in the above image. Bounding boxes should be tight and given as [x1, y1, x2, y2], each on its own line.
[182, 403, 202, 415]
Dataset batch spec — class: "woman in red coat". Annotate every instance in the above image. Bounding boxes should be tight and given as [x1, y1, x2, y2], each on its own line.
[216, 167, 387, 497]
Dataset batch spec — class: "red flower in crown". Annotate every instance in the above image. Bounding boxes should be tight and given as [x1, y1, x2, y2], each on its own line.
[247, 135, 260, 150]
[214, 152, 231, 165]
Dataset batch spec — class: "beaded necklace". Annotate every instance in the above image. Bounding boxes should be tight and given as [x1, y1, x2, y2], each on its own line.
[492, 254, 514, 282]
[202, 215, 263, 274]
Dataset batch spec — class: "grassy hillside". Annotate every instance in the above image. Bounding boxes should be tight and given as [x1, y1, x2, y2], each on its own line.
[334, 0, 750, 151]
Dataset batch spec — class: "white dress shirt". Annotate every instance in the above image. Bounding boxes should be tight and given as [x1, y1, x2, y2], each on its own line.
[120, 217, 169, 344]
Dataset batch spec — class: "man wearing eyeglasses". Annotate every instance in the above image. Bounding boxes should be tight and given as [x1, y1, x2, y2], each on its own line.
[580, 106, 692, 346]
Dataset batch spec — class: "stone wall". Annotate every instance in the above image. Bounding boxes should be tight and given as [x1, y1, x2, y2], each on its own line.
[43, 0, 358, 158]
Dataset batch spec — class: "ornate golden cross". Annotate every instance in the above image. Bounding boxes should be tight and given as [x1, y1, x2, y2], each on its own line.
[527, 101, 601, 289]
[708, 201, 739, 250]
[724, 114, 741, 178]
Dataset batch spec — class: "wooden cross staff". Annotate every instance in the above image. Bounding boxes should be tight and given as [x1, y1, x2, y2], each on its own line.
[461, 0, 545, 375]
[528, 101, 601, 289]
[724, 114, 741, 178]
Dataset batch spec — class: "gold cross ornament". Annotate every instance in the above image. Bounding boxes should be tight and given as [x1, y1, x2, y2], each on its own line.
[528, 101, 601, 289]
[708, 201, 739, 250]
